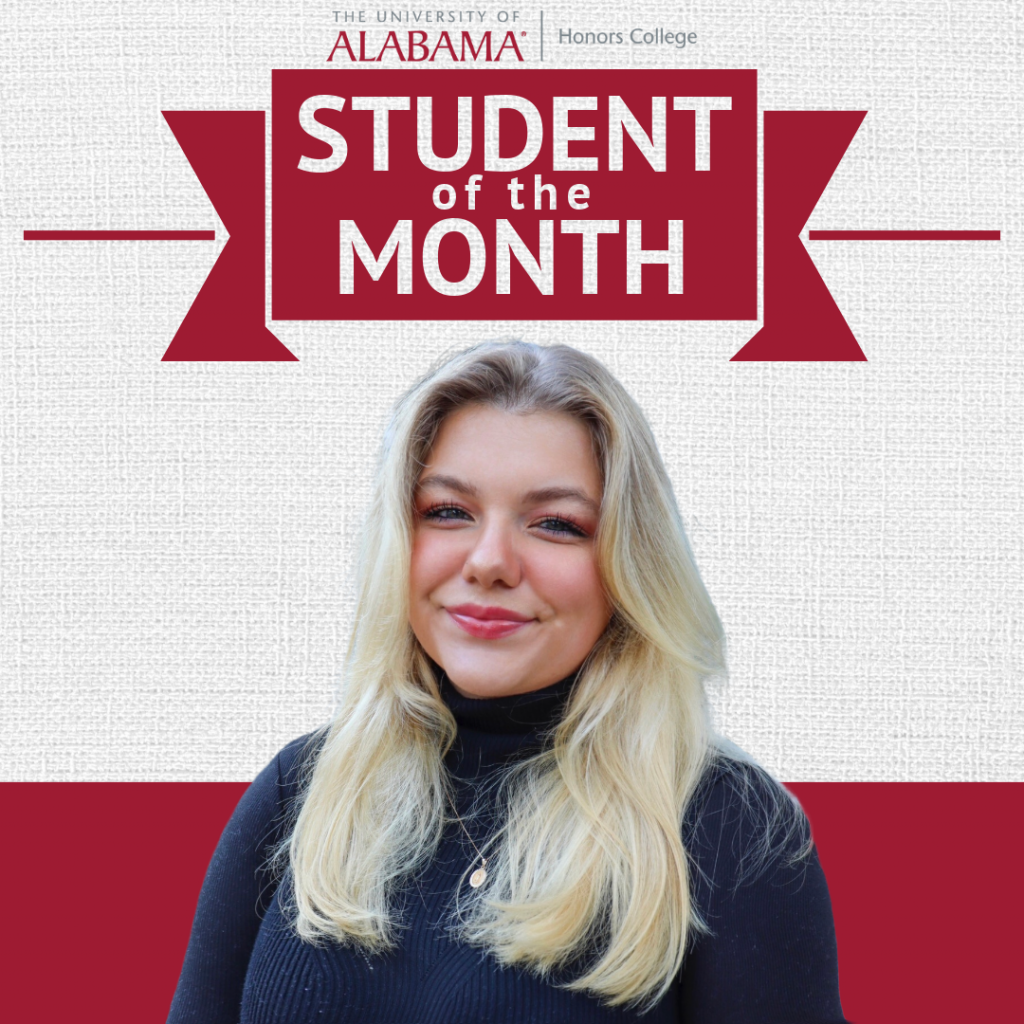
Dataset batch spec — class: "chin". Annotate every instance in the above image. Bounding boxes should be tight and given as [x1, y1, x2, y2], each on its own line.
[441, 653, 532, 698]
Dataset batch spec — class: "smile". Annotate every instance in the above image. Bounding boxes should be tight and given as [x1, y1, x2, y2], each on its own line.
[446, 604, 534, 640]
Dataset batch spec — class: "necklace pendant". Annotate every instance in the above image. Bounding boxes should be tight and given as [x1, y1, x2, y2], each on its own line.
[469, 866, 487, 888]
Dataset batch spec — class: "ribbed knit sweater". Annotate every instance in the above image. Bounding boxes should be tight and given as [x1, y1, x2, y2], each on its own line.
[167, 672, 847, 1023]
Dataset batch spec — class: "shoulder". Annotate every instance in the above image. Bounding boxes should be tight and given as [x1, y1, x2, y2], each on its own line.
[262, 727, 329, 805]
[684, 754, 814, 902]
[679, 756, 846, 1020]
[228, 728, 329, 858]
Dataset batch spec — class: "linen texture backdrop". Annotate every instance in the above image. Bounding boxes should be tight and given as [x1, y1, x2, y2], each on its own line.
[1, 1, 1021, 1022]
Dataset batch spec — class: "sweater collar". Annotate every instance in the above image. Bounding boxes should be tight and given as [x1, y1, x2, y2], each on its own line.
[437, 667, 578, 736]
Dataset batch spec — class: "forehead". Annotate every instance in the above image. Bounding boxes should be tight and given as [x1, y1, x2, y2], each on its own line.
[421, 406, 601, 495]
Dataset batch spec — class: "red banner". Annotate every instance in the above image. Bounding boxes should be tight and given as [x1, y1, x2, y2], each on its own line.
[4, 781, 1021, 1024]
[271, 69, 756, 322]
[160, 69, 878, 361]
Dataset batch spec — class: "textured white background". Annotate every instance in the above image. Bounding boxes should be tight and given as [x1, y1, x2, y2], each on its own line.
[2, 1, 1021, 781]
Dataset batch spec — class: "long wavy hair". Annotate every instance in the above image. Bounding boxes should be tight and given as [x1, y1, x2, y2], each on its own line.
[283, 341, 743, 1009]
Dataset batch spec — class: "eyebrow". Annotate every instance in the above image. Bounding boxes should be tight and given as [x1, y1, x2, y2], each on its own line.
[417, 475, 601, 517]
[417, 474, 478, 498]
[524, 486, 601, 517]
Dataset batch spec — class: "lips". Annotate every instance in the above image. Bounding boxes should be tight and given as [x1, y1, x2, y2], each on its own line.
[446, 603, 535, 639]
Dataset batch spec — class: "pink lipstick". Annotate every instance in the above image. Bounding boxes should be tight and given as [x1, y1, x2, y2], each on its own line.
[446, 603, 534, 640]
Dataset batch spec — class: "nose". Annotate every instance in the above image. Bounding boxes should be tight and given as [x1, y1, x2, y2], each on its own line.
[462, 516, 522, 589]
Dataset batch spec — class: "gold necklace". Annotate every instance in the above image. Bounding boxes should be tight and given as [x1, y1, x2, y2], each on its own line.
[448, 794, 489, 888]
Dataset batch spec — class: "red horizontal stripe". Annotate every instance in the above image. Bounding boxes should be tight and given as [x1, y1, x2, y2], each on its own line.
[1, 781, 1020, 1024]
[808, 230, 1001, 241]
[23, 230, 216, 240]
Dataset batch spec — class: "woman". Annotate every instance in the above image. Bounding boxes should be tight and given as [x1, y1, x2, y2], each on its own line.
[168, 341, 847, 1023]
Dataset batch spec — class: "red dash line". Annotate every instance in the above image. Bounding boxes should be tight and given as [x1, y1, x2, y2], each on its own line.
[809, 230, 1000, 241]
[23, 230, 216, 241]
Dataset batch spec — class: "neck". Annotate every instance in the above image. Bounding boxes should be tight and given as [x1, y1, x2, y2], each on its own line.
[436, 666, 578, 779]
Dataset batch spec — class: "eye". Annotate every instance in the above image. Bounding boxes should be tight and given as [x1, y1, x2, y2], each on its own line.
[419, 502, 472, 524]
[534, 515, 589, 538]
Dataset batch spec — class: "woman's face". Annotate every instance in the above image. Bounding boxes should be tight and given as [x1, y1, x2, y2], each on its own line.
[409, 404, 612, 699]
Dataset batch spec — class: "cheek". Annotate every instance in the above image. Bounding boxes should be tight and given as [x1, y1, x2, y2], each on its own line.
[529, 548, 609, 626]
[410, 529, 464, 599]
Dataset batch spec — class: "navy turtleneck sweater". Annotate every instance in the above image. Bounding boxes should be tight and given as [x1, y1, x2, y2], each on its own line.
[168, 673, 847, 1023]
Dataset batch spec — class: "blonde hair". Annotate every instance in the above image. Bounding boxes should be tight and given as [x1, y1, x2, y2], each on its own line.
[284, 341, 730, 1010]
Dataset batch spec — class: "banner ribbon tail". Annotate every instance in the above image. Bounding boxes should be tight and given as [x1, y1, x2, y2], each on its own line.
[161, 110, 296, 361]
[734, 110, 868, 361]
